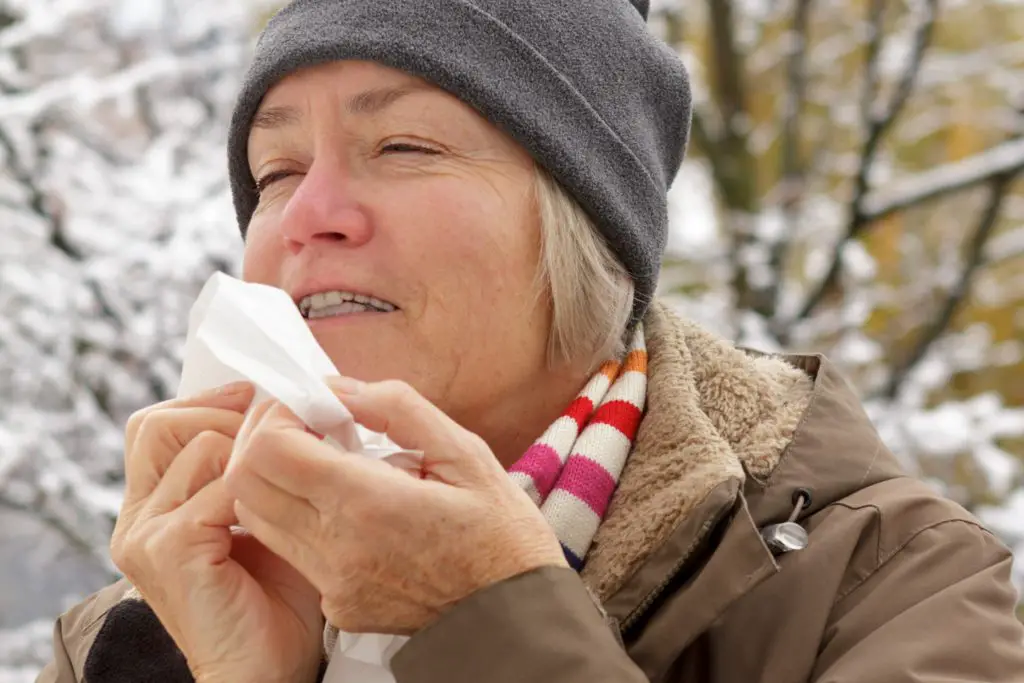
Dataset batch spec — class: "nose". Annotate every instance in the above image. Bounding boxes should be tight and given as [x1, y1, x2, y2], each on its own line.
[278, 157, 373, 253]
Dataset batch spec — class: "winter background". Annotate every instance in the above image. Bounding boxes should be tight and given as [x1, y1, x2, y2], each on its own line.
[2, 0, 1023, 679]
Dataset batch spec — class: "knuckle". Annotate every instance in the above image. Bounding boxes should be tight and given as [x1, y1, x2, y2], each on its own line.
[379, 380, 419, 412]
[129, 409, 169, 449]
[124, 406, 161, 451]
[379, 379, 413, 401]
[191, 429, 231, 454]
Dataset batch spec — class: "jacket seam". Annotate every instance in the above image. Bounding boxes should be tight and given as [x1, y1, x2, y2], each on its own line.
[53, 616, 76, 682]
[757, 354, 825, 490]
[856, 440, 882, 487]
[828, 500, 884, 567]
[833, 518, 996, 604]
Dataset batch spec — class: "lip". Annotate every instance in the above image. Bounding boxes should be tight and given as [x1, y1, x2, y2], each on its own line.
[305, 309, 397, 328]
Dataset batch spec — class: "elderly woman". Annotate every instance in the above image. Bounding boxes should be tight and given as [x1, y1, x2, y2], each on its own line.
[38, 1, 1024, 682]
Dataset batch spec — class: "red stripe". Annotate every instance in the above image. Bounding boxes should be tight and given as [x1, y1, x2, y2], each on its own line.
[564, 396, 594, 431]
[552, 455, 618, 518]
[590, 400, 643, 440]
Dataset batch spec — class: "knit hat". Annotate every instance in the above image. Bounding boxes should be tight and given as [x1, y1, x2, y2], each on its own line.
[227, 0, 692, 324]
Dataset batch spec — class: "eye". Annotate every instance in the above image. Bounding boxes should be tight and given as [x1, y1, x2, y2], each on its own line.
[381, 142, 441, 155]
[255, 170, 298, 195]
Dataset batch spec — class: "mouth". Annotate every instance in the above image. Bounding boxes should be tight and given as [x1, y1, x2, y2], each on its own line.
[297, 290, 398, 320]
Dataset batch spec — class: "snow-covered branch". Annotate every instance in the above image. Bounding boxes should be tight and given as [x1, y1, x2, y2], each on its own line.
[861, 137, 1024, 221]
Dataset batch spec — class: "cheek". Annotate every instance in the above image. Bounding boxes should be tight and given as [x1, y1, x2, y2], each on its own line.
[240, 219, 283, 285]
[394, 183, 539, 295]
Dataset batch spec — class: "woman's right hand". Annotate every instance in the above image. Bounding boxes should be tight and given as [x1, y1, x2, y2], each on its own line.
[109, 383, 324, 683]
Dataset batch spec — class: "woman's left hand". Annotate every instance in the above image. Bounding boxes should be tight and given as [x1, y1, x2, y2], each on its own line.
[223, 378, 568, 636]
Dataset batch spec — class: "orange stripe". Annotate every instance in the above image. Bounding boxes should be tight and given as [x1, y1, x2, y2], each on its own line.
[598, 360, 620, 381]
[622, 349, 648, 374]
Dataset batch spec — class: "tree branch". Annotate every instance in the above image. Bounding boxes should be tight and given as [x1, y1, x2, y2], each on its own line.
[703, 0, 767, 321]
[787, 0, 939, 330]
[882, 172, 1016, 399]
[770, 0, 815, 319]
[861, 136, 1024, 220]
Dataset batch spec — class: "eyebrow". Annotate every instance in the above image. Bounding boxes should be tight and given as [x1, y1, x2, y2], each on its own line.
[251, 83, 435, 131]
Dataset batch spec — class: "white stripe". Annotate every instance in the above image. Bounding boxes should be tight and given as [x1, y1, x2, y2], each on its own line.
[598, 370, 646, 410]
[535, 415, 583, 461]
[542, 489, 602, 559]
[571, 422, 632, 480]
[582, 369, 614, 403]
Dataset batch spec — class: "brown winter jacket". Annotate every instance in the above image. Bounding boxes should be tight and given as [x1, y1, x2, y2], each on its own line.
[37, 302, 1024, 683]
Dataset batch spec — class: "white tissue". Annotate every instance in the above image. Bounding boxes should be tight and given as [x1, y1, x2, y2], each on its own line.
[178, 272, 412, 460]
[179, 272, 415, 680]
[323, 632, 409, 683]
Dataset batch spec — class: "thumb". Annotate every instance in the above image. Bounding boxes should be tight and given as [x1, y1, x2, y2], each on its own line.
[327, 378, 499, 483]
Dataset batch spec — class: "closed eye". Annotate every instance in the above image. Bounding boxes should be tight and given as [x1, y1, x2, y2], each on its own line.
[255, 170, 298, 194]
[381, 142, 441, 155]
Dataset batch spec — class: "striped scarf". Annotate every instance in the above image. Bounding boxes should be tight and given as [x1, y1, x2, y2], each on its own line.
[510, 324, 648, 570]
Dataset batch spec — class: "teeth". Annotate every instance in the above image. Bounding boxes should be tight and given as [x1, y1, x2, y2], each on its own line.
[299, 290, 397, 318]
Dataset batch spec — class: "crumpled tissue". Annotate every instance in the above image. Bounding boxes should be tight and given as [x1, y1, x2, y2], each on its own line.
[178, 271, 414, 681]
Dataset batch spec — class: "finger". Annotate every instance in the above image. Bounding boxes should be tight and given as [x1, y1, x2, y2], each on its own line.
[230, 402, 400, 504]
[327, 379, 497, 481]
[176, 476, 239, 532]
[223, 452, 319, 533]
[125, 382, 254, 452]
[234, 397, 277, 454]
[234, 501, 320, 584]
[147, 430, 234, 515]
[124, 407, 246, 506]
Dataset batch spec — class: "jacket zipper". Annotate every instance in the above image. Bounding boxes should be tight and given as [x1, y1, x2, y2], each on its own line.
[619, 502, 733, 633]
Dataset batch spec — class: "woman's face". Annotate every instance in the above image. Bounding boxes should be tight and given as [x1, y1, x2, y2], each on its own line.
[242, 61, 551, 424]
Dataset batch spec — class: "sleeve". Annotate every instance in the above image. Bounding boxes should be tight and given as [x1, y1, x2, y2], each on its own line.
[390, 566, 650, 683]
[812, 520, 1024, 683]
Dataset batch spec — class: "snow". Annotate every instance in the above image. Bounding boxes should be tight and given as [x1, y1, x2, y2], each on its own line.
[861, 137, 1024, 221]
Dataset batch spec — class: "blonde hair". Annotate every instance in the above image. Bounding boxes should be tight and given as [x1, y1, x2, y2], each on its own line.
[532, 166, 635, 370]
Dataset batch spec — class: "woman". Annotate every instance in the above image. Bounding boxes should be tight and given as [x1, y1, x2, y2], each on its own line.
[38, 1, 1024, 682]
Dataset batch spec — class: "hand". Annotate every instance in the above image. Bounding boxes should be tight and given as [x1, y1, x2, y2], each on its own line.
[224, 378, 568, 635]
[110, 383, 324, 683]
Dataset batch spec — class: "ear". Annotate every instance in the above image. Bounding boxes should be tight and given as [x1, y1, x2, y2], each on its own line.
[630, 0, 650, 20]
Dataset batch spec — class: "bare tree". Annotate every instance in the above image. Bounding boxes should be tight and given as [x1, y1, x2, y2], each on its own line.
[653, 0, 1024, 588]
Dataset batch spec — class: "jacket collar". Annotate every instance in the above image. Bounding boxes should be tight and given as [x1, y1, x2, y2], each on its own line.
[580, 301, 903, 634]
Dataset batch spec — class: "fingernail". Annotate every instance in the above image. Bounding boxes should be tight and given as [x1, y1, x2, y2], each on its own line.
[328, 376, 364, 394]
[217, 381, 252, 396]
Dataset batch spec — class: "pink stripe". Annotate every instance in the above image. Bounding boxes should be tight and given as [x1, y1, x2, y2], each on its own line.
[551, 455, 617, 518]
[509, 444, 563, 499]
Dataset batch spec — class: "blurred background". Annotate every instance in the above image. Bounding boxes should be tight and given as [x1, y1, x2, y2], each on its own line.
[1, 0, 1023, 679]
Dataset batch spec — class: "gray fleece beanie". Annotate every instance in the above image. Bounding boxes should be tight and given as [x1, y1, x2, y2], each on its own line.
[227, 0, 692, 324]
